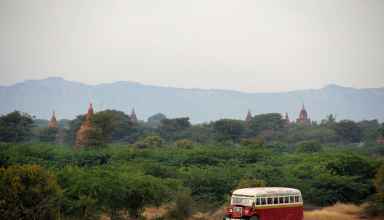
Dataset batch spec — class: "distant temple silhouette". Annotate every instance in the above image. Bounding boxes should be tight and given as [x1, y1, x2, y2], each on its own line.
[296, 104, 311, 125]
[48, 111, 58, 129]
[130, 108, 138, 124]
[284, 112, 290, 125]
[245, 110, 252, 123]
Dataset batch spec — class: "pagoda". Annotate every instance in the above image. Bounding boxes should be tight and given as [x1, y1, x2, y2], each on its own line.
[284, 112, 290, 126]
[75, 103, 94, 148]
[245, 110, 252, 123]
[296, 104, 311, 125]
[48, 111, 59, 129]
[130, 108, 138, 124]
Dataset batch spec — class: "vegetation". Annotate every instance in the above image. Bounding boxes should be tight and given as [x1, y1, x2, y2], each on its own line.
[0, 164, 62, 220]
[0, 109, 383, 218]
[0, 111, 34, 143]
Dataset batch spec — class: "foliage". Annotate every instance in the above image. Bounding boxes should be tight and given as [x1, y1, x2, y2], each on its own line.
[379, 123, 384, 137]
[166, 191, 194, 220]
[240, 136, 264, 148]
[320, 114, 336, 127]
[366, 164, 384, 216]
[147, 113, 167, 128]
[374, 163, 384, 193]
[57, 166, 177, 219]
[159, 117, 191, 140]
[180, 165, 242, 203]
[249, 113, 285, 135]
[213, 119, 245, 142]
[39, 127, 58, 143]
[0, 111, 34, 143]
[136, 135, 163, 148]
[358, 120, 380, 142]
[175, 139, 194, 148]
[0, 165, 62, 220]
[235, 177, 266, 189]
[295, 140, 323, 153]
[333, 120, 363, 143]
[92, 110, 135, 142]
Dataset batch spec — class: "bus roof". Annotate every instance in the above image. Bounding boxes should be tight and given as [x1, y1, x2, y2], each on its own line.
[232, 187, 301, 197]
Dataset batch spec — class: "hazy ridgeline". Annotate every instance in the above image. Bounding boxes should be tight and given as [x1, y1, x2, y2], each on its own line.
[1, 77, 384, 123]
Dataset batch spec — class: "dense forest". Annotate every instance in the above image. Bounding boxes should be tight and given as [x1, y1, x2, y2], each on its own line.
[0, 109, 384, 220]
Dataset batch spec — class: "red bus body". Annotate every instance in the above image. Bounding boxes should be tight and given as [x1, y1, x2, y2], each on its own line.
[224, 187, 303, 220]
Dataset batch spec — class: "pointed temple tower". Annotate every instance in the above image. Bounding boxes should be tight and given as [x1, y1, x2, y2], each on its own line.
[245, 110, 253, 124]
[48, 111, 59, 129]
[75, 103, 95, 148]
[130, 108, 138, 124]
[296, 104, 311, 125]
[284, 112, 290, 122]
[284, 112, 290, 126]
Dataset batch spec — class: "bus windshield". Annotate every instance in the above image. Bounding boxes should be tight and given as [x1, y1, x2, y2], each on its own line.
[231, 196, 254, 206]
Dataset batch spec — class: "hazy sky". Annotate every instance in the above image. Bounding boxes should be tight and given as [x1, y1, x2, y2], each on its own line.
[1, 0, 384, 92]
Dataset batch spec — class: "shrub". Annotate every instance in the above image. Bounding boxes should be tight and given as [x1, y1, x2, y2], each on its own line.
[0, 165, 62, 220]
[235, 177, 266, 189]
[295, 140, 323, 153]
[240, 136, 264, 147]
[136, 135, 163, 148]
[175, 139, 194, 148]
[166, 191, 193, 220]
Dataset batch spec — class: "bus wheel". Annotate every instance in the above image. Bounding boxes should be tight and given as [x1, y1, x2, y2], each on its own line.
[249, 216, 259, 220]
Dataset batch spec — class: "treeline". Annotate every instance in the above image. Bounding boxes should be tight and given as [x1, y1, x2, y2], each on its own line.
[1, 110, 384, 152]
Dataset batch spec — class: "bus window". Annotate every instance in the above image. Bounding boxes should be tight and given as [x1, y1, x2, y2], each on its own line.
[290, 196, 294, 203]
[284, 197, 289, 203]
[267, 198, 273, 204]
[261, 198, 266, 205]
[256, 198, 261, 206]
[279, 197, 284, 204]
[274, 197, 278, 204]
[295, 196, 299, 203]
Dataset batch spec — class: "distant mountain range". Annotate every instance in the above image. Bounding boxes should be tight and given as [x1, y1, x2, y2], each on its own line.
[0, 77, 383, 123]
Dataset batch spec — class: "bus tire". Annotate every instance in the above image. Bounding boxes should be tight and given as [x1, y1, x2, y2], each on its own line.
[249, 216, 259, 220]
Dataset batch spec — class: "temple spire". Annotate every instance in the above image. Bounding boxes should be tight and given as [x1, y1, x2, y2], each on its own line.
[296, 103, 311, 125]
[245, 110, 252, 123]
[48, 110, 58, 129]
[86, 103, 94, 120]
[75, 103, 95, 148]
[130, 108, 138, 124]
[285, 112, 290, 122]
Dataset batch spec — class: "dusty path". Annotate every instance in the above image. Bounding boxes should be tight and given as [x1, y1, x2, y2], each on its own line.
[303, 203, 383, 220]
[131, 203, 384, 220]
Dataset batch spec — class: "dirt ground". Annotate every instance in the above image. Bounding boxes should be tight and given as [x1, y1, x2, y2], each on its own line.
[103, 203, 384, 220]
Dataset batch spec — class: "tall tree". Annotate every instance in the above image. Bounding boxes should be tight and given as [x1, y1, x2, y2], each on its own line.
[159, 117, 191, 140]
[0, 111, 34, 143]
[248, 113, 285, 137]
[213, 119, 245, 142]
[333, 120, 363, 143]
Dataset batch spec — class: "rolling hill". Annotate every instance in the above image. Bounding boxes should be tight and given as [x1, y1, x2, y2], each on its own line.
[0, 77, 383, 123]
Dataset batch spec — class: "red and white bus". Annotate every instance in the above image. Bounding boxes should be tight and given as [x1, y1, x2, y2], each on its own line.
[224, 187, 303, 220]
